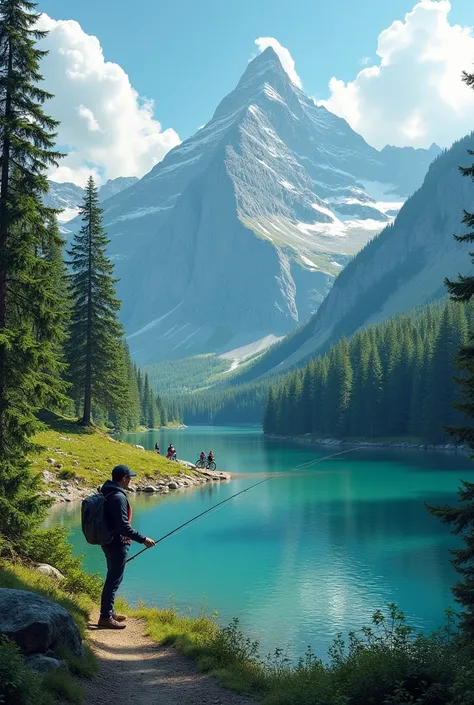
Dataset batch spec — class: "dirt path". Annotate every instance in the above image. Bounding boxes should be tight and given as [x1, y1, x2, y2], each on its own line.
[83, 614, 256, 705]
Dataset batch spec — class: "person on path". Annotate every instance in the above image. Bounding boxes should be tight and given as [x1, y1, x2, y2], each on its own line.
[98, 465, 155, 629]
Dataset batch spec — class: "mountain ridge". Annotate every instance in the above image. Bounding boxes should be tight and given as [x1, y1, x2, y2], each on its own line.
[233, 133, 474, 381]
[65, 46, 440, 364]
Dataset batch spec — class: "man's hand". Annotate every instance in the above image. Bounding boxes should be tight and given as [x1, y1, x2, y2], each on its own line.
[144, 537, 156, 548]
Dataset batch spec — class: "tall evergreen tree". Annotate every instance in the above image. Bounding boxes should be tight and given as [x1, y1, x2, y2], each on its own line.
[109, 341, 140, 432]
[0, 0, 67, 541]
[365, 345, 383, 437]
[67, 176, 125, 425]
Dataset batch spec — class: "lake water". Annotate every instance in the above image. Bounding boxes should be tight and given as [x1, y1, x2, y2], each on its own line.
[48, 426, 474, 660]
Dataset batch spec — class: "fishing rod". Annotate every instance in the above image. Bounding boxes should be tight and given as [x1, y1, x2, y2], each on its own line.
[126, 447, 358, 564]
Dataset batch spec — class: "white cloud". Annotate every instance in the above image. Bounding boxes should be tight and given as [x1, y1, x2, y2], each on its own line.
[319, 1, 474, 149]
[255, 37, 302, 89]
[37, 14, 180, 186]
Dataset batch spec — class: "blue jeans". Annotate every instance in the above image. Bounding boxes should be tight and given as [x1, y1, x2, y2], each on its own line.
[100, 542, 129, 619]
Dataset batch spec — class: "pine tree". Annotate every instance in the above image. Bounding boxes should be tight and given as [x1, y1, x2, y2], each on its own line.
[324, 339, 352, 435]
[0, 0, 68, 542]
[159, 395, 168, 426]
[365, 345, 383, 437]
[264, 386, 279, 435]
[109, 341, 140, 431]
[299, 361, 313, 434]
[67, 176, 126, 425]
[409, 329, 427, 437]
[349, 332, 370, 437]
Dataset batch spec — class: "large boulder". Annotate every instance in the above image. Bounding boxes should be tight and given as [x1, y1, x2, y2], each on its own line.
[35, 564, 65, 581]
[0, 589, 84, 657]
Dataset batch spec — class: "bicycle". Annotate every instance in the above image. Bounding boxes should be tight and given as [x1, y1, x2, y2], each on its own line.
[196, 458, 217, 470]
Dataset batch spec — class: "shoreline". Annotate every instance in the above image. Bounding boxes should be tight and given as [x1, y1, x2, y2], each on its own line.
[43, 460, 231, 504]
[264, 434, 470, 453]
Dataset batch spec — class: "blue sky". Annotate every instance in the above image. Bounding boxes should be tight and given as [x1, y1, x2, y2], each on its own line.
[36, 1, 474, 185]
[37, 0, 474, 140]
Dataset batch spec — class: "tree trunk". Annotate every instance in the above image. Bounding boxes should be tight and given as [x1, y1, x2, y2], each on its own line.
[81, 189, 93, 426]
[0, 39, 13, 447]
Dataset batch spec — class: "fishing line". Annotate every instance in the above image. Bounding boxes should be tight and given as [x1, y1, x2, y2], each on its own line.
[126, 446, 359, 564]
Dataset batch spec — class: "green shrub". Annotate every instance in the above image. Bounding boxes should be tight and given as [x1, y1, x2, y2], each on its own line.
[21, 526, 102, 599]
[137, 602, 474, 705]
[0, 636, 53, 705]
[42, 670, 84, 704]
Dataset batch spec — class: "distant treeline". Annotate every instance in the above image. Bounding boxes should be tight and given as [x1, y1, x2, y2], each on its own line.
[143, 354, 230, 395]
[168, 381, 270, 426]
[264, 300, 471, 443]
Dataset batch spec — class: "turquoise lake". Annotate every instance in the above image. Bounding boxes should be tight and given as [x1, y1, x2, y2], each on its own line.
[48, 426, 474, 660]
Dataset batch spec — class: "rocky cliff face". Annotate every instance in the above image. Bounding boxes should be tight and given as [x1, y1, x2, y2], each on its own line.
[67, 47, 439, 363]
[247, 133, 474, 378]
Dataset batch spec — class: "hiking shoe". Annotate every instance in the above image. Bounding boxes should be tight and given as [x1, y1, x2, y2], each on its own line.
[112, 613, 127, 622]
[98, 616, 126, 629]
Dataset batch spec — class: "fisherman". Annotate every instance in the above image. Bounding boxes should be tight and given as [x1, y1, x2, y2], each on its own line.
[155, 442, 160, 454]
[98, 465, 155, 629]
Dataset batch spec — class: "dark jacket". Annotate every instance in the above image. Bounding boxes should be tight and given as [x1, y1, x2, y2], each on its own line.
[101, 480, 146, 545]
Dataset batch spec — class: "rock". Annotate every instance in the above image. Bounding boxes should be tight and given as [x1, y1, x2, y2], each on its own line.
[54, 463, 63, 470]
[46, 458, 56, 465]
[72, 460, 79, 467]
[0, 588, 84, 657]
[58, 436, 72, 442]
[41, 470, 56, 484]
[26, 654, 65, 673]
[132, 444, 145, 451]
[160, 486, 170, 494]
[168, 481, 179, 490]
[35, 564, 65, 581]
[143, 486, 158, 493]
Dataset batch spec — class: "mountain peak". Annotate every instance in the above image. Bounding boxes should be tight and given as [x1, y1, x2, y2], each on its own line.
[212, 46, 294, 121]
[238, 46, 287, 87]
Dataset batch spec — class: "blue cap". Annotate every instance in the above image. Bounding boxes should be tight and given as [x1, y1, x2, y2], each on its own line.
[112, 464, 137, 481]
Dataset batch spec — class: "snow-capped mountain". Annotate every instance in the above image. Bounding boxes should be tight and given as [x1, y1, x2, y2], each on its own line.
[69, 47, 439, 363]
[45, 176, 139, 229]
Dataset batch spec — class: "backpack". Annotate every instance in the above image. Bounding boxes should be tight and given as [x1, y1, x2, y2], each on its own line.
[81, 492, 114, 546]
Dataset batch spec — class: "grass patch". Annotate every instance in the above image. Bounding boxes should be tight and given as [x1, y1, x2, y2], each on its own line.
[42, 670, 84, 705]
[30, 416, 190, 488]
[129, 602, 474, 705]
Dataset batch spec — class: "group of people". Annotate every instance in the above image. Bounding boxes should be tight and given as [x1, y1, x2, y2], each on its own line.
[199, 450, 214, 465]
[154, 442, 215, 466]
[154, 442, 177, 460]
